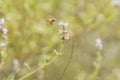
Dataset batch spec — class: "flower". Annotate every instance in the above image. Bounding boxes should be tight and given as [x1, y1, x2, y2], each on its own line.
[58, 20, 70, 42]
[0, 18, 5, 25]
[13, 59, 19, 70]
[61, 33, 70, 40]
[2, 28, 8, 35]
[58, 21, 69, 27]
[58, 29, 68, 34]
[0, 42, 6, 47]
[95, 38, 103, 50]
[64, 22, 69, 27]
[64, 33, 70, 40]
[111, 0, 120, 6]
[58, 21, 64, 25]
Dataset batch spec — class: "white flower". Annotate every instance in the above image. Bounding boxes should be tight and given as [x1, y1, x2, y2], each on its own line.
[64, 33, 70, 40]
[0, 18, 5, 24]
[2, 28, 8, 35]
[58, 21, 69, 27]
[13, 59, 19, 70]
[64, 22, 69, 27]
[95, 38, 103, 50]
[58, 29, 68, 34]
[0, 43, 6, 47]
[111, 0, 120, 6]
[58, 21, 64, 25]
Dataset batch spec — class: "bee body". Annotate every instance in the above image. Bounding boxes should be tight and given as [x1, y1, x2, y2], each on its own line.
[47, 18, 56, 25]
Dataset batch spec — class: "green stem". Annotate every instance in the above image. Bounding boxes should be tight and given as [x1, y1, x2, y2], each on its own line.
[57, 39, 74, 80]
[86, 51, 102, 80]
[18, 44, 64, 80]
[18, 64, 45, 80]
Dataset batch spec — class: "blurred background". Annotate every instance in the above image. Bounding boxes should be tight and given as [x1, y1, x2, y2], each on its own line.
[0, 0, 120, 80]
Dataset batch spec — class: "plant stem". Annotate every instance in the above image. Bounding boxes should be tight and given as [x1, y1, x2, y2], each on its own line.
[57, 39, 74, 80]
[18, 44, 64, 80]
[18, 64, 44, 80]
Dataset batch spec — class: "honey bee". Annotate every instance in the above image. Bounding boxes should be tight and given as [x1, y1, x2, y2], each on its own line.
[47, 18, 56, 25]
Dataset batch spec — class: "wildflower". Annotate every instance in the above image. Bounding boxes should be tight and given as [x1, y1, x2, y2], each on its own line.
[58, 21, 69, 27]
[95, 38, 103, 50]
[58, 29, 68, 34]
[61, 33, 70, 40]
[0, 42, 7, 47]
[2, 28, 8, 35]
[13, 59, 20, 70]
[58, 20, 70, 42]
[111, 0, 120, 6]
[64, 33, 70, 40]
[0, 18, 8, 67]
[58, 21, 64, 25]
[0, 18, 5, 25]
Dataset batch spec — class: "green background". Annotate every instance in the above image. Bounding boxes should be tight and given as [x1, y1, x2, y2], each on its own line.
[0, 0, 120, 80]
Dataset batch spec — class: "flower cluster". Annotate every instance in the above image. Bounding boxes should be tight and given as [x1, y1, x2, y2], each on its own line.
[95, 38, 103, 50]
[0, 18, 8, 60]
[0, 18, 8, 46]
[13, 58, 20, 70]
[58, 21, 70, 42]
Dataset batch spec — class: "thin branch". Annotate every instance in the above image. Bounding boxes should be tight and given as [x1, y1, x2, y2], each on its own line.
[18, 64, 44, 80]
[18, 44, 65, 80]
[57, 39, 74, 80]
